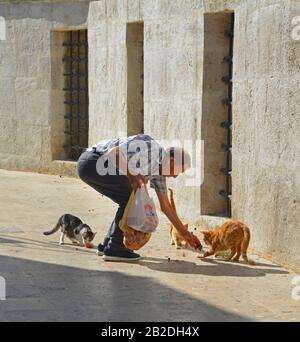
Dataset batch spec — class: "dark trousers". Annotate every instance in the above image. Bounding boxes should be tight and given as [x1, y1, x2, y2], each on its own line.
[77, 151, 131, 251]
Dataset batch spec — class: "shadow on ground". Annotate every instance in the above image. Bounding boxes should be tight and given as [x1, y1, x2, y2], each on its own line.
[0, 236, 289, 278]
[0, 236, 96, 255]
[0, 254, 252, 322]
[139, 257, 288, 277]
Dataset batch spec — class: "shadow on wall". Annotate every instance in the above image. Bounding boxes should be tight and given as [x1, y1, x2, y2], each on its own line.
[0, 254, 252, 322]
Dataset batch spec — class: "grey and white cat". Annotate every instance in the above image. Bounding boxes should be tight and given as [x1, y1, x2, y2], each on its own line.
[43, 214, 97, 246]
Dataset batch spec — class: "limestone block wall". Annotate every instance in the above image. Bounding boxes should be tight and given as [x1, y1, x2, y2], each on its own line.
[88, 0, 205, 221]
[88, 0, 300, 271]
[143, 0, 204, 222]
[232, 0, 300, 270]
[0, 0, 91, 175]
[87, 0, 144, 143]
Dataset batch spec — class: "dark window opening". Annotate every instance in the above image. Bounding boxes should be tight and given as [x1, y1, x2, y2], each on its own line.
[63, 29, 89, 161]
[126, 22, 144, 136]
[220, 15, 234, 217]
[201, 12, 234, 217]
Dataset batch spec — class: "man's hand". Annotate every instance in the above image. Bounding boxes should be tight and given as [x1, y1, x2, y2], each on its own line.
[108, 145, 146, 189]
[128, 174, 146, 190]
[156, 191, 202, 250]
[183, 231, 202, 250]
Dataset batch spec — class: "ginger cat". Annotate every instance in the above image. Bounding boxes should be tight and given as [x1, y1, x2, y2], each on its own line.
[199, 220, 255, 265]
[168, 188, 189, 249]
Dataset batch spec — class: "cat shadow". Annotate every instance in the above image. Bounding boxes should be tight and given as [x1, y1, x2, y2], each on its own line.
[139, 256, 289, 277]
[0, 236, 97, 255]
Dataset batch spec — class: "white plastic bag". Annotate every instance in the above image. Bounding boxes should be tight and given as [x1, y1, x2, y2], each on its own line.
[127, 185, 159, 233]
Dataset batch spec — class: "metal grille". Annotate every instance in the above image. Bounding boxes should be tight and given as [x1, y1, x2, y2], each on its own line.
[63, 30, 89, 160]
[220, 14, 234, 216]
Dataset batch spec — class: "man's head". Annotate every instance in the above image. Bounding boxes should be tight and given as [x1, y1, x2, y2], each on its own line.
[161, 147, 191, 177]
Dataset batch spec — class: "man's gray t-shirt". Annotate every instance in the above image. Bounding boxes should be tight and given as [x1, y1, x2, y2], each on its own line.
[93, 134, 167, 194]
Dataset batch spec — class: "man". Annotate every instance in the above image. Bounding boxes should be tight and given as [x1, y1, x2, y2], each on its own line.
[77, 134, 201, 262]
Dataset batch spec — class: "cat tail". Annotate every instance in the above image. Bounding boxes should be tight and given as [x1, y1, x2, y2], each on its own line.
[241, 225, 255, 265]
[43, 220, 61, 236]
[168, 187, 177, 213]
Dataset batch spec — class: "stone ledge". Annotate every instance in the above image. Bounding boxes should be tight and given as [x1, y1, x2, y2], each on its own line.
[50, 160, 78, 178]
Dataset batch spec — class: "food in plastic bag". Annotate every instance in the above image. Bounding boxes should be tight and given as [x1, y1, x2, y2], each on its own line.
[122, 229, 151, 251]
[127, 185, 159, 233]
[119, 189, 152, 250]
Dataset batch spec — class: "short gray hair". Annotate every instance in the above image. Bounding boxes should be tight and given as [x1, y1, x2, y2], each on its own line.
[165, 147, 191, 170]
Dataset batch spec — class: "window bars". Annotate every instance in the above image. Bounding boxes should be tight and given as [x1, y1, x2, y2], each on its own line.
[220, 14, 234, 217]
[63, 30, 89, 160]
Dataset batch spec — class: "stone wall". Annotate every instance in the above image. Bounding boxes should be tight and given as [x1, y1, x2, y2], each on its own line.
[0, 0, 91, 176]
[232, 0, 300, 270]
[87, 0, 143, 143]
[88, 0, 300, 271]
[88, 0, 204, 222]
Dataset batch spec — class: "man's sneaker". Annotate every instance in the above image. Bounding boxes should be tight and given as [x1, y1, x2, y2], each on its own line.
[96, 243, 105, 256]
[103, 248, 141, 262]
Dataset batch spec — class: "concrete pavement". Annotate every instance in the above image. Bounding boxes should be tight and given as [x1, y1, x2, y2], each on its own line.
[0, 169, 299, 321]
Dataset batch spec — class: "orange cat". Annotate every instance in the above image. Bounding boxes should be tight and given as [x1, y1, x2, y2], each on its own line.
[168, 188, 189, 249]
[199, 220, 255, 265]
